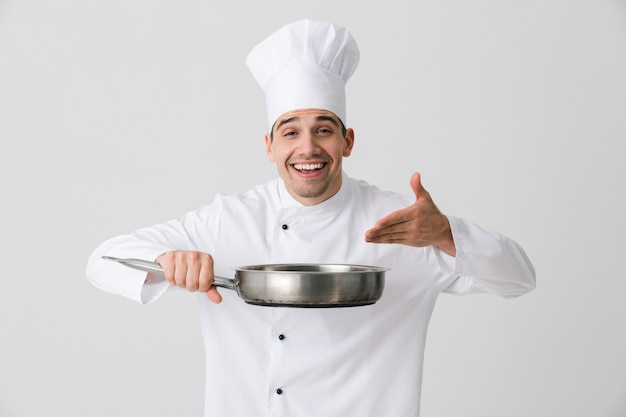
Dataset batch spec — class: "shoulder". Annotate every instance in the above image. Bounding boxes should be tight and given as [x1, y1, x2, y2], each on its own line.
[346, 175, 412, 208]
[212, 178, 281, 209]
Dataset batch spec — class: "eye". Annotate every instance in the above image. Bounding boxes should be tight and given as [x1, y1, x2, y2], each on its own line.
[317, 127, 333, 135]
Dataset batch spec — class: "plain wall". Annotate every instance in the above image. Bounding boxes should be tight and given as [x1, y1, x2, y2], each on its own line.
[1, 0, 625, 416]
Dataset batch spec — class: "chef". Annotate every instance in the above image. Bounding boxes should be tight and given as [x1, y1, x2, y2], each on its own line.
[86, 19, 536, 417]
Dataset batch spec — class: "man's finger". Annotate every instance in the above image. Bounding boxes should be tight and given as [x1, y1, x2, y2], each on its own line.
[198, 262, 214, 293]
[184, 261, 197, 291]
[174, 263, 188, 287]
[371, 206, 413, 230]
[410, 172, 422, 200]
[411, 172, 436, 206]
[366, 220, 409, 242]
[206, 287, 222, 304]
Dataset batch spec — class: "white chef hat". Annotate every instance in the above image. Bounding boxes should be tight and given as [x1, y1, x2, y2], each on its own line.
[246, 19, 360, 131]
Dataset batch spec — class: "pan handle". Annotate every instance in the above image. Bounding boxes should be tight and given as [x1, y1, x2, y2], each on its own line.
[101, 256, 236, 290]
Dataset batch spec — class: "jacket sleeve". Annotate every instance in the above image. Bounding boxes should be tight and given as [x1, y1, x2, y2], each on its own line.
[85, 201, 222, 304]
[433, 216, 536, 298]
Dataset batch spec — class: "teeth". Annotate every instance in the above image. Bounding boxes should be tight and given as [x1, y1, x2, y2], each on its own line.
[293, 163, 324, 171]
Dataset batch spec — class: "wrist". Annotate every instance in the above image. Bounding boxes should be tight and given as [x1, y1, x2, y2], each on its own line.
[435, 217, 456, 257]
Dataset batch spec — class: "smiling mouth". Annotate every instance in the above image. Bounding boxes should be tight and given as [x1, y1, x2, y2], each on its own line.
[292, 162, 326, 172]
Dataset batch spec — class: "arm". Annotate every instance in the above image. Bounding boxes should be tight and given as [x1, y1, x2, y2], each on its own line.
[86, 204, 223, 304]
[444, 217, 536, 298]
[86, 233, 174, 304]
[365, 172, 535, 298]
[436, 216, 535, 297]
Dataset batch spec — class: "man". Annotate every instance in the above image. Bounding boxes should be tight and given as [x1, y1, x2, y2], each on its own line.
[87, 19, 535, 416]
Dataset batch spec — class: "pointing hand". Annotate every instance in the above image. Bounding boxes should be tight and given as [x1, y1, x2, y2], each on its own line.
[365, 173, 456, 256]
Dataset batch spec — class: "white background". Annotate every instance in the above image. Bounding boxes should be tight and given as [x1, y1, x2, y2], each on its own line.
[1, 0, 625, 416]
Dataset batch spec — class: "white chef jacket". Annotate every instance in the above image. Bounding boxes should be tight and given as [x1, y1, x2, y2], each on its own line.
[86, 172, 535, 417]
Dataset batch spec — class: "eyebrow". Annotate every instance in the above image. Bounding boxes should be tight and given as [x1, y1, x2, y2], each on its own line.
[275, 115, 340, 131]
[315, 115, 340, 127]
[275, 117, 299, 131]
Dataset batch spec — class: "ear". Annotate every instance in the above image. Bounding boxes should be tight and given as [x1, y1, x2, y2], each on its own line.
[265, 133, 276, 162]
[343, 128, 355, 157]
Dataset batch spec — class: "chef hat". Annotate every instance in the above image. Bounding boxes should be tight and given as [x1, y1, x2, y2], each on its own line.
[246, 19, 360, 131]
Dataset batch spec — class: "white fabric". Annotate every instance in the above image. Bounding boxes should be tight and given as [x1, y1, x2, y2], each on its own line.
[246, 19, 360, 130]
[86, 173, 535, 417]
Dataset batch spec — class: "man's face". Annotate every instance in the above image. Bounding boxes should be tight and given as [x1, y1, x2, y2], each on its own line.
[265, 108, 354, 206]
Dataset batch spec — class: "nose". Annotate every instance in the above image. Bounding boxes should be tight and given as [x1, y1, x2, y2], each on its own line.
[298, 132, 321, 155]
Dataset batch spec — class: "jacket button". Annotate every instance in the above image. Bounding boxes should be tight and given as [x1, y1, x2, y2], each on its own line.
[276, 388, 283, 395]
[281, 224, 288, 230]
[278, 334, 285, 340]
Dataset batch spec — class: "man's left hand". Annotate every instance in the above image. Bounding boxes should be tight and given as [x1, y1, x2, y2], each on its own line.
[365, 172, 456, 257]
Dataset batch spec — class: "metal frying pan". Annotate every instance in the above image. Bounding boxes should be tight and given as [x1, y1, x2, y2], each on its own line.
[102, 256, 387, 307]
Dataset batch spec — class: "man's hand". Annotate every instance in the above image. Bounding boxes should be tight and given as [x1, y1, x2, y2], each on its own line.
[154, 251, 223, 303]
[365, 173, 456, 257]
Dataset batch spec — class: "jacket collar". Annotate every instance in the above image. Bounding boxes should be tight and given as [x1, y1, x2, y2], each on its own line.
[277, 171, 349, 212]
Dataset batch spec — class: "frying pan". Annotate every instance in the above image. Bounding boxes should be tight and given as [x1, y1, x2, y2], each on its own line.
[102, 256, 387, 307]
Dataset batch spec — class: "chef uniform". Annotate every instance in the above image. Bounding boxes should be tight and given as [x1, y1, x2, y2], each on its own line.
[86, 20, 536, 417]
